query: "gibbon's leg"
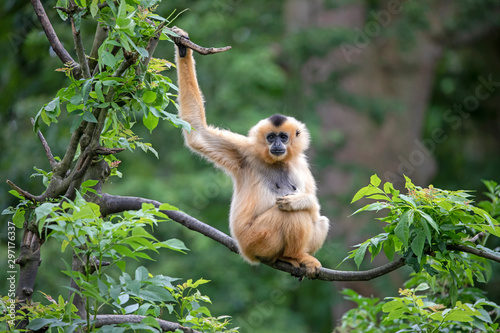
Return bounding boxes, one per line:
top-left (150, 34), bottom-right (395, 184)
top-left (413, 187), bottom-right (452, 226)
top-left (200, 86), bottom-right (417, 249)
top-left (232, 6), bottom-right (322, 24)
top-left (235, 206), bottom-right (286, 264)
top-left (307, 216), bottom-right (330, 255)
top-left (278, 214), bottom-right (322, 278)
top-left (276, 193), bottom-right (318, 212)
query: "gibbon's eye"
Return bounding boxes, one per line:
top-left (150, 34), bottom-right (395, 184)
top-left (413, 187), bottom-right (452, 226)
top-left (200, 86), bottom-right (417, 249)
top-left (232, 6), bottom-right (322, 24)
top-left (279, 133), bottom-right (289, 143)
top-left (266, 133), bottom-right (276, 143)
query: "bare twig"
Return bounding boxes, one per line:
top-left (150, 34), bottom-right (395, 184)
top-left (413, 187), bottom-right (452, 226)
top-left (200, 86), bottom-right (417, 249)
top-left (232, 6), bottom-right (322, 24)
top-left (113, 51), bottom-right (139, 77)
top-left (165, 27), bottom-right (232, 55)
top-left (57, 121), bottom-right (85, 178)
top-left (469, 232), bottom-right (486, 243)
top-left (30, 118), bottom-right (56, 168)
top-left (93, 315), bottom-right (200, 333)
top-left (69, 1), bottom-right (91, 79)
top-left (6, 180), bottom-right (39, 202)
top-left (30, 0), bottom-right (80, 76)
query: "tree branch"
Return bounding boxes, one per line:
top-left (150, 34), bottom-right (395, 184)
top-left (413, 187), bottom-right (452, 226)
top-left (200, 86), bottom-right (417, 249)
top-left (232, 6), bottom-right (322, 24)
top-left (96, 194), bottom-right (405, 281)
top-left (70, 7), bottom-right (91, 79)
top-left (93, 315), bottom-right (200, 333)
top-left (165, 27), bottom-right (232, 55)
top-left (88, 22), bottom-right (109, 75)
top-left (30, 0), bottom-right (81, 76)
top-left (6, 180), bottom-right (39, 202)
top-left (448, 244), bottom-right (500, 264)
top-left (30, 118), bottom-right (56, 168)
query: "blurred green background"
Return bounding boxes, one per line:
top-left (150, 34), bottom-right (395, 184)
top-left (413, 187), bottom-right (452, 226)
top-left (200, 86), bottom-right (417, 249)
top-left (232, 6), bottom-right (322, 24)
top-left (1, 0), bottom-right (500, 332)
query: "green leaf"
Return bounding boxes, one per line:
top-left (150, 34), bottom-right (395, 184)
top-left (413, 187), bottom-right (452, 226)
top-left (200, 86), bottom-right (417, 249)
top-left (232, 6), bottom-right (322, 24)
top-left (117, 0), bottom-right (126, 19)
top-left (443, 309), bottom-right (474, 322)
top-left (351, 185), bottom-right (370, 203)
top-left (95, 81), bottom-right (104, 102)
top-left (83, 111), bottom-right (98, 123)
top-left (354, 242), bottom-right (370, 268)
top-left (90, 0), bottom-right (99, 17)
top-left (27, 318), bottom-right (62, 330)
top-left (159, 239), bottom-right (189, 252)
top-left (351, 202), bottom-right (389, 215)
top-left (417, 210), bottom-right (440, 233)
top-left (410, 230), bottom-right (426, 263)
top-left (13, 208), bottom-right (25, 228)
top-left (143, 111), bottom-right (159, 133)
top-left (382, 299), bottom-right (404, 312)
top-left (370, 174), bottom-right (381, 187)
top-left (81, 79), bottom-right (92, 105)
top-left (143, 90), bottom-right (157, 104)
top-left (414, 282), bottom-right (429, 292)
top-left (351, 184), bottom-right (386, 203)
top-left (101, 51), bottom-right (117, 68)
top-left (45, 97), bottom-right (60, 112)
top-left (383, 237), bottom-right (395, 261)
top-left (159, 203), bottom-right (178, 211)
top-left (383, 181), bottom-right (400, 197)
top-left (395, 210), bottom-right (413, 248)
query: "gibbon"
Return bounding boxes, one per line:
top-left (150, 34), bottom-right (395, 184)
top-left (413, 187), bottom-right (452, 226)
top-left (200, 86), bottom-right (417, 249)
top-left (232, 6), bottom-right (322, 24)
top-left (172, 28), bottom-right (330, 278)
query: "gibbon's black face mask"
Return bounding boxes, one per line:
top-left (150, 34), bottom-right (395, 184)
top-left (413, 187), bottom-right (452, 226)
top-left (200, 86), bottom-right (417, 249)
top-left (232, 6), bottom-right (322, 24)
top-left (267, 132), bottom-right (289, 156)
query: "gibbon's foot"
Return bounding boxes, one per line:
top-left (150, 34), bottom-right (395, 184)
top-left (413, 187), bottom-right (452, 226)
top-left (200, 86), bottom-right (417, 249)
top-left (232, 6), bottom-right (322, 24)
top-left (171, 26), bottom-right (190, 57)
top-left (299, 255), bottom-right (322, 279)
top-left (277, 256), bottom-right (303, 278)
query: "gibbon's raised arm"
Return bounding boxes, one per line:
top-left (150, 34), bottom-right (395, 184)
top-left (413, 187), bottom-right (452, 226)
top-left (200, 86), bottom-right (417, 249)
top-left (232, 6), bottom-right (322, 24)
top-left (175, 30), bottom-right (248, 175)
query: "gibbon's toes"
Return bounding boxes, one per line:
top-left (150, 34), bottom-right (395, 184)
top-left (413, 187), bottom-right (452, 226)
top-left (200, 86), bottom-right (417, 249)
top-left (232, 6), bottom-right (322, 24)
top-left (300, 257), bottom-right (322, 279)
top-left (276, 196), bottom-right (293, 211)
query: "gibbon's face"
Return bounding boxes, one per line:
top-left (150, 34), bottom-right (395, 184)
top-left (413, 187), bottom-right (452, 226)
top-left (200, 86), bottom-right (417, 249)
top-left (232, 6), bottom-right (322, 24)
top-left (266, 131), bottom-right (289, 157)
top-left (249, 114), bottom-right (310, 165)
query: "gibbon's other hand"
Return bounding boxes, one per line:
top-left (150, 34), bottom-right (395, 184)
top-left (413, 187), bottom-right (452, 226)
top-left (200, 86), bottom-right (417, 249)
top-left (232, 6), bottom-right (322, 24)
top-left (171, 26), bottom-right (189, 57)
top-left (276, 195), bottom-right (294, 211)
top-left (276, 193), bottom-right (304, 211)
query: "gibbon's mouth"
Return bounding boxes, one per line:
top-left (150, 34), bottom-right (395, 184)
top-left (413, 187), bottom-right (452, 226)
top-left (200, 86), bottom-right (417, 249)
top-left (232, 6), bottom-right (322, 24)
top-left (270, 149), bottom-right (286, 156)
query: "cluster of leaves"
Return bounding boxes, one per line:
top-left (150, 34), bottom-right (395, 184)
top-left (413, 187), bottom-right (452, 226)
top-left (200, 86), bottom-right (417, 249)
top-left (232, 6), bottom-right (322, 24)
top-left (170, 279), bottom-right (238, 332)
top-left (335, 282), bottom-right (500, 333)
top-left (35, 0), bottom-right (190, 168)
top-left (1, 194), bottom-right (237, 332)
top-left (345, 175), bottom-right (500, 303)
top-left (335, 177), bottom-right (500, 332)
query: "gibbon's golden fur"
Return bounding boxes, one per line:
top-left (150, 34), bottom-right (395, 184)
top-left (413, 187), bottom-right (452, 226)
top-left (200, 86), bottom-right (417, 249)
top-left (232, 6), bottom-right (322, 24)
top-left (173, 28), bottom-right (330, 277)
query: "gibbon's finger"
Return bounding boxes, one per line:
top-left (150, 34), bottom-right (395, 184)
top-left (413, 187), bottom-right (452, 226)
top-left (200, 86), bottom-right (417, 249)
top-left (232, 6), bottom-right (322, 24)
top-left (170, 27), bottom-right (190, 58)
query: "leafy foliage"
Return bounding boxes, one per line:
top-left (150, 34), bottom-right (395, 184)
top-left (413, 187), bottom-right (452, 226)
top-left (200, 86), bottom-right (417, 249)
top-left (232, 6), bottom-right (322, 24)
top-left (2, 195), bottom-right (236, 332)
top-left (335, 178), bottom-right (500, 332)
top-left (346, 175), bottom-right (500, 302)
top-left (336, 279), bottom-right (500, 333)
